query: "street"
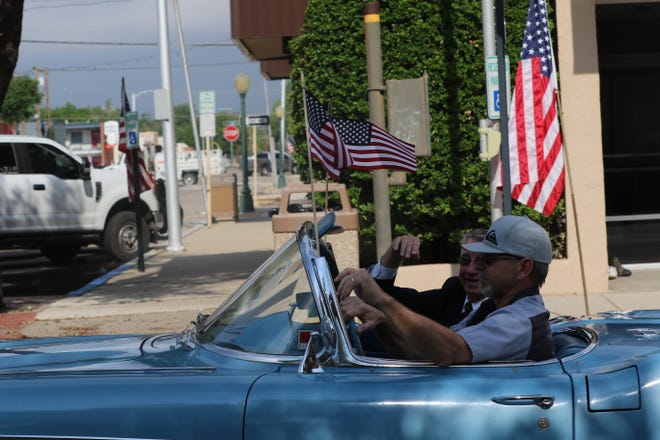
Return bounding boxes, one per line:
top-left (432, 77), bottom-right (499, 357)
top-left (0, 183), bottom-right (209, 310)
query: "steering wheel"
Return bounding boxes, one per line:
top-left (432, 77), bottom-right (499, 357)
top-left (346, 319), bottom-right (365, 356)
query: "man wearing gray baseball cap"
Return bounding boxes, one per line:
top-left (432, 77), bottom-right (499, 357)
top-left (455, 215), bottom-right (554, 363)
top-left (336, 215), bottom-right (554, 365)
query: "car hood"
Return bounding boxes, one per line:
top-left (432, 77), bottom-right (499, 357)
top-left (0, 334), bottom-right (161, 373)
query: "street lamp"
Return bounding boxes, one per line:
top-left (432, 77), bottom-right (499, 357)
top-left (131, 89), bottom-right (155, 113)
top-left (275, 105), bottom-right (286, 188)
top-left (234, 72), bottom-right (254, 212)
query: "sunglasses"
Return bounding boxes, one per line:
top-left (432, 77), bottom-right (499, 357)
top-left (457, 255), bottom-right (478, 266)
top-left (458, 254), bottom-right (523, 266)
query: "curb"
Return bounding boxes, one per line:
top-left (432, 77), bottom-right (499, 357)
top-left (67, 223), bottom-right (205, 297)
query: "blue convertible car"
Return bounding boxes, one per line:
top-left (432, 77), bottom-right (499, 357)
top-left (1, 213), bottom-right (659, 439)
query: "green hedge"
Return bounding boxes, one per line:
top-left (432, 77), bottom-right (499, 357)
top-left (289, 0), bottom-right (565, 266)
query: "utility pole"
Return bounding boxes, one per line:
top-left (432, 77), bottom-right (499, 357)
top-left (32, 67), bottom-right (41, 136)
top-left (363, 2), bottom-right (392, 258)
top-left (32, 67), bottom-right (51, 137)
top-left (495, 0), bottom-right (512, 215)
top-left (157, 0), bottom-right (184, 252)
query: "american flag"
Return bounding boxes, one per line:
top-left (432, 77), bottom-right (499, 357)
top-left (119, 78), bottom-right (155, 201)
top-left (334, 117), bottom-right (416, 173)
top-left (305, 92), bottom-right (416, 180)
top-left (507, 0), bottom-right (564, 216)
top-left (306, 92), bottom-right (352, 180)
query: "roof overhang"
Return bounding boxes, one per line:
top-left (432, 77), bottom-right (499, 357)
top-left (230, 0), bottom-right (307, 79)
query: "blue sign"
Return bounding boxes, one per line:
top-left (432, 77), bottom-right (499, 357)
top-left (485, 56), bottom-right (510, 119)
top-left (125, 111), bottom-right (139, 150)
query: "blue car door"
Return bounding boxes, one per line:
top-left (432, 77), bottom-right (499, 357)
top-left (245, 360), bottom-right (573, 439)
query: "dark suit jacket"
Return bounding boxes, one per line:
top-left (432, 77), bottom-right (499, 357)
top-left (375, 275), bottom-right (468, 328)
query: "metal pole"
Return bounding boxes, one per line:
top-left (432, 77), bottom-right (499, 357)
top-left (230, 140), bottom-right (234, 166)
top-left (363, 2), bottom-right (392, 258)
top-left (206, 135), bottom-right (212, 227)
top-left (33, 67), bottom-right (41, 137)
top-left (263, 78), bottom-right (278, 187)
top-left (252, 124), bottom-right (258, 205)
top-left (157, 0), bottom-right (184, 251)
top-left (482, 0), bottom-right (504, 221)
top-left (278, 79), bottom-right (287, 187)
top-left (495, 0), bottom-right (512, 215)
top-left (173, 0), bottom-right (209, 219)
top-left (132, 148), bottom-right (146, 272)
top-left (239, 91), bottom-right (254, 212)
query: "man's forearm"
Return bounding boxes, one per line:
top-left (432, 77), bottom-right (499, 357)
top-left (375, 295), bottom-right (472, 366)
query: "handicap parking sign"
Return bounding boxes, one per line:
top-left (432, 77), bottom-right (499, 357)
top-left (125, 111), bottom-right (139, 149)
top-left (486, 56), bottom-right (509, 119)
top-left (128, 131), bottom-right (138, 148)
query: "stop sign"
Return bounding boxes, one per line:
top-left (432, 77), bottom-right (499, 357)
top-left (223, 124), bottom-right (240, 142)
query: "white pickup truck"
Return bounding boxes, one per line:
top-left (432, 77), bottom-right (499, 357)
top-left (0, 135), bottom-right (164, 263)
top-left (154, 150), bottom-right (226, 185)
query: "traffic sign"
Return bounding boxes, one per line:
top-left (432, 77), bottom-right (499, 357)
top-left (199, 91), bottom-right (215, 115)
top-left (199, 91), bottom-right (216, 137)
top-left (246, 115), bottom-right (270, 126)
top-left (486, 56), bottom-right (510, 120)
top-left (223, 124), bottom-right (239, 142)
top-left (125, 111), bottom-right (139, 150)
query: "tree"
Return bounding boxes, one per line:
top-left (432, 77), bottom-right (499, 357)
top-left (50, 102), bottom-right (116, 122)
top-left (288, 0), bottom-right (564, 266)
top-left (0, 0), bottom-right (24, 108)
top-left (0, 75), bottom-right (41, 125)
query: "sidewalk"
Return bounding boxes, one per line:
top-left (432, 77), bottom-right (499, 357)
top-left (543, 264), bottom-right (660, 319)
top-left (5, 208), bottom-right (660, 339)
top-left (19, 209), bottom-right (277, 338)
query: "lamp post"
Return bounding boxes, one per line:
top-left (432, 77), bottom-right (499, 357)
top-left (275, 105), bottom-right (286, 188)
top-left (234, 73), bottom-right (254, 212)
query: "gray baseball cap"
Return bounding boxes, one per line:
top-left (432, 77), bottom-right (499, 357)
top-left (462, 215), bottom-right (553, 264)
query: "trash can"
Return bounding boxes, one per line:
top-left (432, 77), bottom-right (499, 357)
top-left (272, 183), bottom-right (359, 269)
top-left (210, 174), bottom-right (238, 221)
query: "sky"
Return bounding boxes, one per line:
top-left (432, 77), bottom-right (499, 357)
top-left (15, 0), bottom-right (284, 118)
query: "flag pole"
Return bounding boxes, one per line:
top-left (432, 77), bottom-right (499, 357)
top-left (131, 148), bottom-right (146, 272)
top-left (556, 99), bottom-right (589, 317)
top-left (300, 72), bottom-right (320, 252)
top-left (551, 51), bottom-right (590, 317)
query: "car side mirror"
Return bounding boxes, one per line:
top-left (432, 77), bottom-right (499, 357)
top-left (299, 332), bottom-right (326, 374)
top-left (81, 157), bottom-right (92, 180)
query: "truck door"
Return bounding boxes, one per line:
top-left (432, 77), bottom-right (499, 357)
top-left (16, 141), bottom-right (96, 230)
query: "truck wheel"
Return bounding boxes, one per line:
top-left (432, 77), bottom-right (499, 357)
top-left (104, 211), bottom-right (149, 262)
top-left (40, 244), bottom-right (81, 265)
top-left (260, 164), bottom-right (270, 176)
top-left (182, 172), bottom-right (197, 185)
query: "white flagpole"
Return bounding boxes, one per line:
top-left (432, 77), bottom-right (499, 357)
top-left (300, 72), bottom-right (320, 251)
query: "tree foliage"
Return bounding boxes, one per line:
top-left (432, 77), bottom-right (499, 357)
top-left (0, 75), bottom-right (41, 124)
top-left (288, 0), bottom-right (565, 266)
top-left (0, 0), bottom-right (24, 107)
top-left (50, 102), bottom-right (117, 122)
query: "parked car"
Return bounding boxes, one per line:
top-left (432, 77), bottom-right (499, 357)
top-left (247, 151), bottom-right (297, 176)
top-left (1, 212), bottom-right (660, 439)
top-left (0, 135), bottom-right (164, 263)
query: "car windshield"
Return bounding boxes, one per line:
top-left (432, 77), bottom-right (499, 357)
top-left (197, 238), bottom-right (322, 356)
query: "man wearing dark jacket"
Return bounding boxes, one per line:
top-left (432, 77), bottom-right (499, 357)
top-left (368, 229), bottom-right (487, 327)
